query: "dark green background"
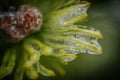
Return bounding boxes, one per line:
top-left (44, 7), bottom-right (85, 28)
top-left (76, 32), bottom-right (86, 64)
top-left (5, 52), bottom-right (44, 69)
top-left (1, 0), bottom-right (120, 80)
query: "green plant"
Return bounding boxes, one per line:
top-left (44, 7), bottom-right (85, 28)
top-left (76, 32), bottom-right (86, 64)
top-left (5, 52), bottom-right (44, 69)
top-left (0, 0), bottom-right (102, 80)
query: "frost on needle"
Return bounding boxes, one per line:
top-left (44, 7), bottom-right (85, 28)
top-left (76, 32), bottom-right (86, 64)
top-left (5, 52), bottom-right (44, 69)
top-left (0, 0), bottom-right (103, 80)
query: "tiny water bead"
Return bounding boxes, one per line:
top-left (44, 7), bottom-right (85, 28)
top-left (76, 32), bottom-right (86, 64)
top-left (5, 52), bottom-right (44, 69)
top-left (0, 1), bottom-right (103, 80)
top-left (0, 5), bottom-right (42, 43)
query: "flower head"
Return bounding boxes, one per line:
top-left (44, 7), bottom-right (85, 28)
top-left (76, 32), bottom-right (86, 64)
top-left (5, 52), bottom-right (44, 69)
top-left (0, 5), bottom-right (42, 43)
top-left (0, 0), bottom-right (103, 80)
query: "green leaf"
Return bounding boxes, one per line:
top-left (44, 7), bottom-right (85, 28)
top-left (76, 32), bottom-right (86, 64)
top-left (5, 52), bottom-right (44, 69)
top-left (26, 66), bottom-right (39, 79)
top-left (0, 48), bottom-right (16, 79)
top-left (23, 38), bottom-right (53, 68)
top-left (14, 64), bottom-right (25, 80)
top-left (36, 63), bottom-right (56, 76)
top-left (45, 2), bottom-right (90, 27)
top-left (55, 53), bottom-right (77, 62)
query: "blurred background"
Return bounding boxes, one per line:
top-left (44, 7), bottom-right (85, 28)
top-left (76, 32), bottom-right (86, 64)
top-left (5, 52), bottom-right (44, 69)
top-left (1, 0), bottom-right (120, 80)
top-left (41, 0), bottom-right (120, 80)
